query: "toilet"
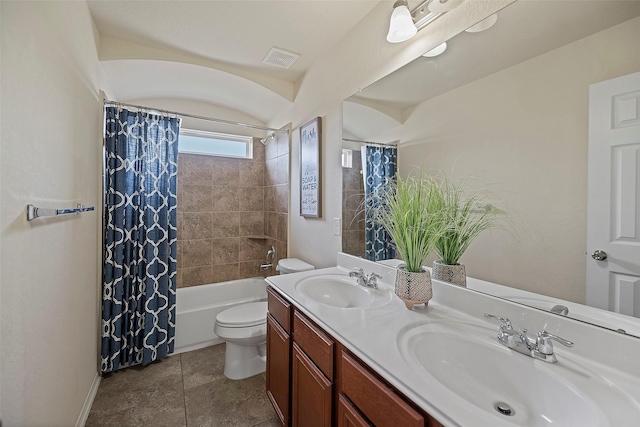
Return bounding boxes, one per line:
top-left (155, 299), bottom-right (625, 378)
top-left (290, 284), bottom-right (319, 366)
top-left (214, 258), bottom-right (314, 380)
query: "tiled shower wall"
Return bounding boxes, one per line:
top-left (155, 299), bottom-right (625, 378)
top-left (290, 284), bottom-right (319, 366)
top-left (176, 138), bottom-right (289, 288)
top-left (342, 151), bottom-right (365, 258)
top-left (264, 132), bottom-right (289, 275)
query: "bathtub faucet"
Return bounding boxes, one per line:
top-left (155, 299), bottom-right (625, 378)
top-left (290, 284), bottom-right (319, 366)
top-left (260, 263), bottom-right (273, 271)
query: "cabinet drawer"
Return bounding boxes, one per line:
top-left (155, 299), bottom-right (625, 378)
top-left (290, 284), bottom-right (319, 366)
top-left (340, 351), bottom-right (424, 427)
top-left (268, 286), bottom-right (292, 333)
top-left (293, 311), bottom-right (334, 378)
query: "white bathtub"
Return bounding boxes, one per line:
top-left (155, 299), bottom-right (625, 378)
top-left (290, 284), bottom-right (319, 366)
top-left (174, 277), bottom-right (267, 354)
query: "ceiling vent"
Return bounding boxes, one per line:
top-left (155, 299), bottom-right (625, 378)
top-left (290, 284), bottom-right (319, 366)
top-left (262, 47), bottom-right (300, 69)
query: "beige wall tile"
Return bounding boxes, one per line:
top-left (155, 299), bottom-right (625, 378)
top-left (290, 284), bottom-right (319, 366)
top-left (182, 213), bottom-right (213, 240)
top-left (181, 185), bottom-right (213, 212)
top-left (212, 238), bottom-right (240, 265)
top-left (263, 186), bottom-right (275, 213)
top-left (177, 241), bottom-right (183, 269)
top-left (182, 239), bottom-right (213, 268)
top-left (276, 133), bottom-right (289, 157)
top-left (252, 139), bottom-right (265, 163)
top-left (265, 137), bottom-right (278, 161)
top-left (180, 154), bottom-right (212, 186)
top-left (211, 212), bottom-right (239, 238)
top-left (264, 159), bottom-right (277, 187)
top-left (239, 238), bottom-right (267, 261)
top-left (239, 261), bottom-right (267, 279)
top-left (275, 185), bottom-right (288, 214)
top-left (212, 186), bottom-right (239, 212)
top-left (239, 212), bottom-right (264, 236)
top-left (276, 154), bottom-right (288, 185)
top-left (276, 214), bottom-right (288, 243)
top-left (211, 263), bottom-right (239, 283)
top-left (211, 157), bottom-right (240, 186)
top-left (182, 266), bottom-right (213, 287)
top-left (239, 161), bottom-right (264, 187)
top-left (266, 212), bottom-right (277, 240)
top-left (239, 187), bottom-right (264, 212)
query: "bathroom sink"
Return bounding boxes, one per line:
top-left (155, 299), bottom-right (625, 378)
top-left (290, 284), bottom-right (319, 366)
top-left (294, 274), bottom-right (392, 309)
top-left (398, 321), bottom-right (640, 426)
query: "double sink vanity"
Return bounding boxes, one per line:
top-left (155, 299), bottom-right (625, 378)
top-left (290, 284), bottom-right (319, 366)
top-left (265, 253), bottom-right (640, 426)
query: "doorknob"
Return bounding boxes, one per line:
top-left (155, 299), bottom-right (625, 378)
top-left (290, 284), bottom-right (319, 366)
top-left (591, 250), bottom-right (608, 261)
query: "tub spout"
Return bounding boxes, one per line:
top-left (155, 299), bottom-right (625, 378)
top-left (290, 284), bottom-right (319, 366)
top-left (260, 263), bottom-right (273, 271)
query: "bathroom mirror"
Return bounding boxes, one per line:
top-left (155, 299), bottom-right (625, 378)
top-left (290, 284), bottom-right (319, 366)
top-left (342, 0), bottom-right (640, 336)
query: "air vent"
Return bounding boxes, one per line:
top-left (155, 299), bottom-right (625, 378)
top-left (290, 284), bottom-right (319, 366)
top-left (262, 47), bottom-right (300, 69)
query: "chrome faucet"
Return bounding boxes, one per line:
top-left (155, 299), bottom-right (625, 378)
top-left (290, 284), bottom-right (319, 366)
top-left (484, 313), bottom-right (573, 363)
top-left (348, 268), bottom-right (382, 289)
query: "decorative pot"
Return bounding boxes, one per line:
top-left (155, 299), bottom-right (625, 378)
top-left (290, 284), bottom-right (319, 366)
top-left (432, 261), bottom-right (467, 287)
top-left (395, 265), bottom-right (432, 310)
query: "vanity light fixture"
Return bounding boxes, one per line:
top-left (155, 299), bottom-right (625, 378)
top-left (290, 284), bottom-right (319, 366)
top-left (465, 13), bottom-right (498, 33)
top-left (423, 42), bottom-right (447, 57)
top-left (386, 1), bottom-right (452, 44)
top-left (387, 0), bottom-right (417, 43)
top-left (428, 0), bottom-right (465, 13)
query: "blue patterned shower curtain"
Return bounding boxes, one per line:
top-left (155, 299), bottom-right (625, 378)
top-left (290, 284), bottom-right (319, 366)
top-left (363, 145), bottom-right (397, 261)
top-left (102, 106), bottom-right (179, 373)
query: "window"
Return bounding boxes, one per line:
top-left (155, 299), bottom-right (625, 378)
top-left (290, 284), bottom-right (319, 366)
top-left (179, 129), bottom-right (253, 159)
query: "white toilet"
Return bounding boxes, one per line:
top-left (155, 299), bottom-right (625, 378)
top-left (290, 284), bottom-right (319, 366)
top-left (214, 258), bottom-right (314, 380)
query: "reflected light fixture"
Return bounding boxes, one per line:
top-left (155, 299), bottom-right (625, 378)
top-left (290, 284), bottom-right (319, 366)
top-left (386, 0), bottom-right (417, 43)
top-left (422, 42), bottom-right (447, 57)
top-left (465, 13), bottom-right (498, 33)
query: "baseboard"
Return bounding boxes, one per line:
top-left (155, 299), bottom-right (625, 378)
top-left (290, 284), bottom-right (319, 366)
top-left (75, 371), bottom-right (101, 427)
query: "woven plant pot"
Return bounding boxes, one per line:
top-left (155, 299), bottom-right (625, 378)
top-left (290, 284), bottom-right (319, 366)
top-left (395, 266), bottom-right (432, 310)
top-left (432, 261), bottom-right (467, 288)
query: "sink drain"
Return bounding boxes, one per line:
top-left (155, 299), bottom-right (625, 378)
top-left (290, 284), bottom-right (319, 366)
top-left (494, 402), bottom-right (514, 416)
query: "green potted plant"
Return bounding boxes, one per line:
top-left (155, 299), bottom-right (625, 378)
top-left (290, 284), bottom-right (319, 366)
top-left (432, 178), bottom-right (501, 287)
top-left (366, 173), bottom-right (445, 310)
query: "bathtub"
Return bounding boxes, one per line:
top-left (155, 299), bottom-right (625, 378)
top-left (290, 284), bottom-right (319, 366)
top-left (174, 277), bottom-right (267, 354)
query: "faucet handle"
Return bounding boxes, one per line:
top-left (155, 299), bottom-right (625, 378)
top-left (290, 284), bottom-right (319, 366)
top-left (484, 313), bottom-right (513, 331)
top-left (349, 267), bottom-right (364, 277)
top-left (535, 330), bottom-right (574, 355)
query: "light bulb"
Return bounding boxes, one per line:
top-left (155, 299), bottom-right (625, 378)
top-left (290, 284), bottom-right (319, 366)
top-left (386, 1), bottom-right (417, 43)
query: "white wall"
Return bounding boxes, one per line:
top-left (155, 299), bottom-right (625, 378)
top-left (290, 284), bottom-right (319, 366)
top-left (397, 17), bottom-right (640, 303)
top-left (0, 2), bottom-right (103, 425)
top-left (274, 0), bottom-right (513, 269)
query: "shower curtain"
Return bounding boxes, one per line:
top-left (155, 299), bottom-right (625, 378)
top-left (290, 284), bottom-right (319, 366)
top-left (101, 106), bottom-right (180, 373)
top-left (362, 145), bottom-right (397, 261)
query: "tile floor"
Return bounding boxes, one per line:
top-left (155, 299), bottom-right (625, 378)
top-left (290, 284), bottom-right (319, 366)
top-left (86, 344), bottom-right (279, 427)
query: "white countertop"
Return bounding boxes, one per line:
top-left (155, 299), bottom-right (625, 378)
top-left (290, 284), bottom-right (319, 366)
top-left (265, 253), bottom-right (640, 427)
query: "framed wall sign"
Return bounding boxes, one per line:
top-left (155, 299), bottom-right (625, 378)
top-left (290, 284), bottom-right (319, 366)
top-left (299, 117), bottom-right (322, 218)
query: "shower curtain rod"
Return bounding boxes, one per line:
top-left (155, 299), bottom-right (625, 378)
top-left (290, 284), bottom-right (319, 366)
top-left (343, 138), bottom-right (397, 148)
top-left (104, 101), bottom-right (289, 134)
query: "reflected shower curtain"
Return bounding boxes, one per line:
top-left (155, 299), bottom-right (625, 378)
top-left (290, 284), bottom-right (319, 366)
top-left (101, 106), bottom-right (180, 373)
top-left (363, 145), bottom-right (397, 261)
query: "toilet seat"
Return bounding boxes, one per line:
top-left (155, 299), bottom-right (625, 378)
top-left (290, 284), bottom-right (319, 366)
top-left (216, 302), bottom-right (267, 328)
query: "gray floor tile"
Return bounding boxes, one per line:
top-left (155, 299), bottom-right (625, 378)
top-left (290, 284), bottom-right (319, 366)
top-left (87, 344), bottom-right (276, 427)
top-left (184, 374), bottom-right (273, 427)
top-left (180, 343), bottom-right (226, 390)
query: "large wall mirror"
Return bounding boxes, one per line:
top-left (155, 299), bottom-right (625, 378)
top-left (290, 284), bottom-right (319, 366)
top-left (342, 0), bottom-right (640, 336)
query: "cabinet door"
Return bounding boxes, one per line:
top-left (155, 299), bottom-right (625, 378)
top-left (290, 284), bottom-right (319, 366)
top-left (291, 343), bottom-right (332, 427)
top-left (338, 394), bottom-right (371, 427)
top-left (266, 314), bottom-right (291, 426)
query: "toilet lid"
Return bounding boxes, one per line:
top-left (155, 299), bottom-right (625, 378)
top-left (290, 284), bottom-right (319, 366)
top-left (216, 302), bottom-right (267, 328)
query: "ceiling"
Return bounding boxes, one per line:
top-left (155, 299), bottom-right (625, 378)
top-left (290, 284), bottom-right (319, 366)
top-left (350, 0), bottom-right (640, 114)
top-left (88, 0), bottom-right (383, 123)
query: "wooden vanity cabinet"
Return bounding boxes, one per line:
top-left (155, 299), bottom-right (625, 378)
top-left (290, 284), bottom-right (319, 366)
top-left (266, 286), bottom-right (443, 427)
top-left (266, 287), bottom-right (292, 426)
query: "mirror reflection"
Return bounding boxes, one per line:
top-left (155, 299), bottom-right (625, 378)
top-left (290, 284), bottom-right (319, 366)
top-left (342, 0), bottom-right (640, 335)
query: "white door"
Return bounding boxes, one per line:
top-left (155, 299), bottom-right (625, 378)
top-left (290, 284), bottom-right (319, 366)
top-left (587, 71), bottom-right (640, 317)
